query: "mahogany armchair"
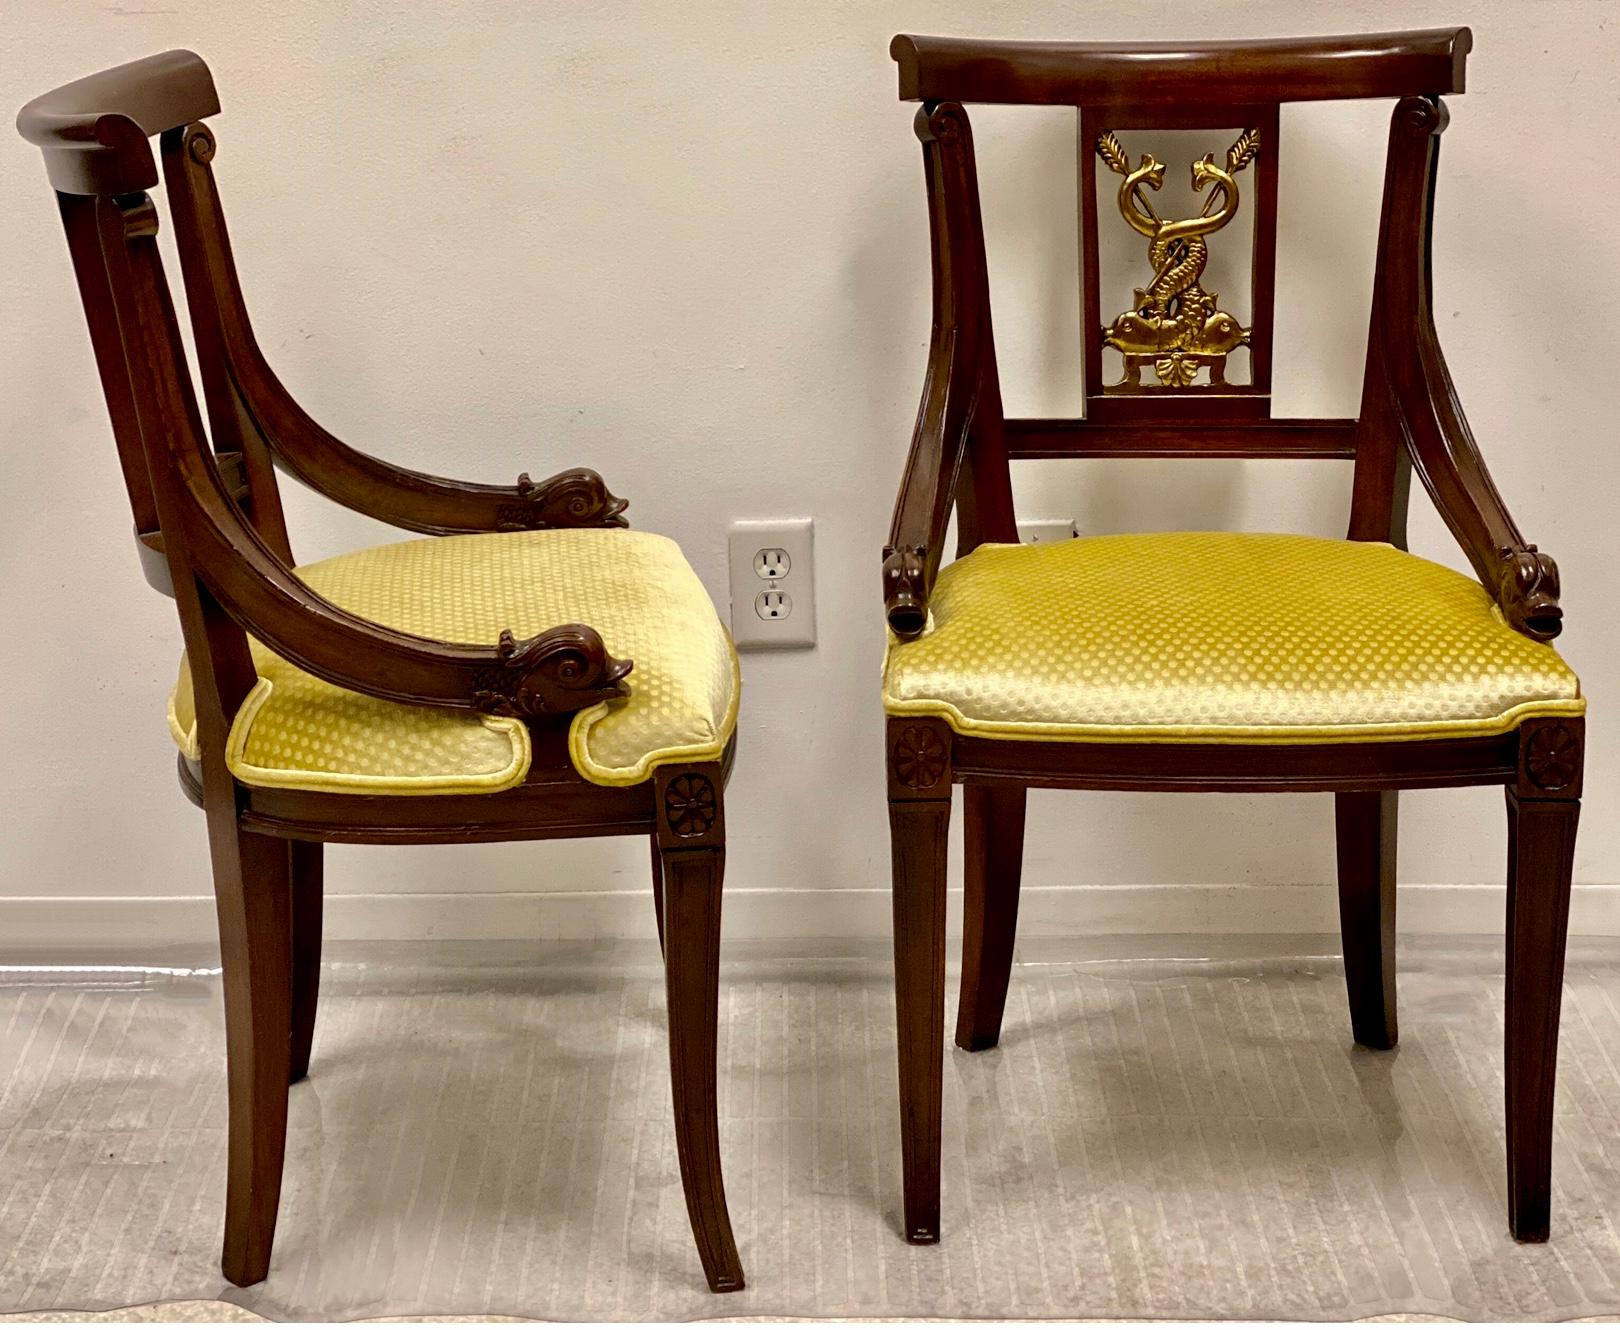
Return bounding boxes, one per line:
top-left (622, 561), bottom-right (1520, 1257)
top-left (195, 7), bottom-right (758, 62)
top-left (18, 51), bottom-right (744, 1292)
top-left (881, 30), bottom-right (1584, 1248)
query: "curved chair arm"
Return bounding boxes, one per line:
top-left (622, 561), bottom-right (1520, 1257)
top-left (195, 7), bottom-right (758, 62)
top-left (179, 442), bottom-right (633, 719)
top-left (884, 102), bottom-right (995, 640)
top-left (1377, 98), bottom-right (1562, 642)
top-left (1408, 315), bottom-right (1563, 642)
top-left (91, 187), bottom-right (635, 721)
top-left (885, 328), bottom-right (967, 638)
top-left (163, 122), bottom-right (628, 537)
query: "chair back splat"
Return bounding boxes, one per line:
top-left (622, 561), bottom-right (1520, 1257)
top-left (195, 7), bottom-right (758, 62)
top-left (880, 29), bottom-right (1585, 1259)
top-left (19, 53), bottom-right (239, 590)
top-left (879, 28), bottom-right (1568, 642)
top-left (20, 52), bottom-right (264, 754)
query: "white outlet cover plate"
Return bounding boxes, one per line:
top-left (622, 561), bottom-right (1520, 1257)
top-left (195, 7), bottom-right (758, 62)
top-left (728, 518), bottom-right (815, 650)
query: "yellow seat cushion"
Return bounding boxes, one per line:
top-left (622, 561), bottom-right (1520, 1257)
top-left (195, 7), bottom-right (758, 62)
top-left (170, 527), bottom-right (739, 792)
top-left (882, 532), bottom-right (1582, 744)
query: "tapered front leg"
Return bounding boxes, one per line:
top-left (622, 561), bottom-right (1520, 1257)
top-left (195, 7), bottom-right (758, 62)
top-left (288, 840), bottom-right (323, 1084)
top-left (956, 784), bottom-right (1026, 1052)
top-left (887, 718), bottom-right (952, 1243)
top-left (1335, 790), bottom-right (1399, 1049)
top-left (654, 764), bottom-right (744, 1292)
top-left (207, 813), bottom-right (294, 1287)
top-left (1504, 717), bottom-right (1582, 1242)
top-left (649, 832), bottom-right (666, 957)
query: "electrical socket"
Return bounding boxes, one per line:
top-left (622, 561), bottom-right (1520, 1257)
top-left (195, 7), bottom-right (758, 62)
top-left (1017, 517), bottom-right (1079, 544)
top-left (754, 548), bottom-right (791, 580)
top-left (756, 589), bottom-right (791, 620)
top-left (729, 519), bottom-right (815, 650)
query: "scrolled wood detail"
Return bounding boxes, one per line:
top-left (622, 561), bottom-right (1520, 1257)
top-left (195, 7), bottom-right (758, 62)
top-left (1395, 93), bottom-right (1448, 136)
top-left (663, 773), bottom-right (719, 839)
top-left (1497, 547), bottom-right (1562, 642)
top-left (495, 467), bottom-right (629, 531)
top-left (1370, 94), bottom-right (1571, 641)
top-left (186, 121), bottom-right (218, 164)
top-left (470, 624), bottom-right (632, 718)
top-left (923, 100), bottom-right (967, 144)
top-left (883, 544), bottom-right (928, 638)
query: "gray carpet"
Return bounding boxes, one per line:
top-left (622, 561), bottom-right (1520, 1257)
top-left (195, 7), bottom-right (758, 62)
top-left (3, 938), bottom-right (1620, 1322)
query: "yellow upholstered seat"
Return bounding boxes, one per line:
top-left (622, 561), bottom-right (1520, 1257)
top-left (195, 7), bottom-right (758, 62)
top-left (170, 527), bottom-right (739, 792)
top-left (882, 532), bottom-right (1582, 744)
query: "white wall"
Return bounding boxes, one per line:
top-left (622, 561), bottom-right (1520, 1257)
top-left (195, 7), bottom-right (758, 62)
top-left (2, 0), bottom-right (1615, 951)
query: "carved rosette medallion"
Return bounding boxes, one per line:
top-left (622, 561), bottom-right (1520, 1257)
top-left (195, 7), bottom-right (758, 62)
top-left (1095, 127), bottom-right (1259, 390)
top-left (892, 725), bottom-right (948, 791)
top-left (664, 773), bottom-right (719, 838)
top-left (1525, 724), bottom-right (1579, 792)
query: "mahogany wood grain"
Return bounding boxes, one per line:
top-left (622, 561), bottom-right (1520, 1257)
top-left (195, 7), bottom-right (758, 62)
top-left (658, 844), bottom-right (742, 1289)
top-left (1335, 790), bottom-right (1399, 1050)
top-left (54, 192), bottom-right (164, 545)
top-left (1077, 104), bottom-right (1103, 405)
top-left (21, 52), bottom-right (743, 1294)
top-left (1004, 417), bottom-right (1358, 459)
top-left (287, 840), bottom-right (322, 1084)
top-left (891, 30), bottom-right (1471, 108)
top-left (887, 717), bottom-right (952, 1243)
top-left (955, 785), bottom-right (1026, 1052)
top-left (16, 48), bottom-right (217, 193)
top-left (209, 817), bottom-right (292, 1287)
top-left (650, 833), bottom-right (666, 957)
top-left (1248, 103), bottom-right (1282, 396)
top-left (883, 35), bottom-right (1559, 644)
top-left (882, 27), bottom-right (1582, 1254)
top-left (889, 797), bottom-right (949, 1243)
top-left (953, 731), bottom-right (1519, 792)
top-left (1504, 789), bottom-right (1579, 1241)
top-left (655, 762), bottom-right (744, 1292)
top-left (1367, 97), bottom-right (1561, 639)
top-left (1504, 715), bottom-right (1583, 1241)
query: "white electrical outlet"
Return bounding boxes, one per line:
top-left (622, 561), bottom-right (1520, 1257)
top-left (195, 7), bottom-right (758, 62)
top-left (1017, 517), bottom-right (1079, 544)
top-left (756, 589), bottom-right (791, 619)
top-left (728, 519), bottom-right (815, 650)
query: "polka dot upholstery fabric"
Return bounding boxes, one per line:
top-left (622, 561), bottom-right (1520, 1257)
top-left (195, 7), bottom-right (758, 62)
top-left (169, 527), bottom-right (739, 792)
top-left (883, 532), bottom-right (1582, 744)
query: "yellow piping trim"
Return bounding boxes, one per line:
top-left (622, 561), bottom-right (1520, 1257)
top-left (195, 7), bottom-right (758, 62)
top-left (173, 642), bottom-right (739, 794)
top-left (570, 637), bottom-right (742, 786)
top-left (176, 678), bottom-right (532, 796)
top-left (882, 693), bottom-right (1585, 745)
top-left (167, 684), bottom-right (201, 762)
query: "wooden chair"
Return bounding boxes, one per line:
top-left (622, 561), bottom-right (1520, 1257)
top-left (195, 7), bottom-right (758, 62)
top-left (881, 29), bottom-right (1585, 1247)
top-left (17, 51), bottom-right (744, 1293)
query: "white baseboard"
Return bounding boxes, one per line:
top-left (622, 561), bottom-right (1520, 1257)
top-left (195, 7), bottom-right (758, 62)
top-left (3, 882), bottom-right (1618, 955)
